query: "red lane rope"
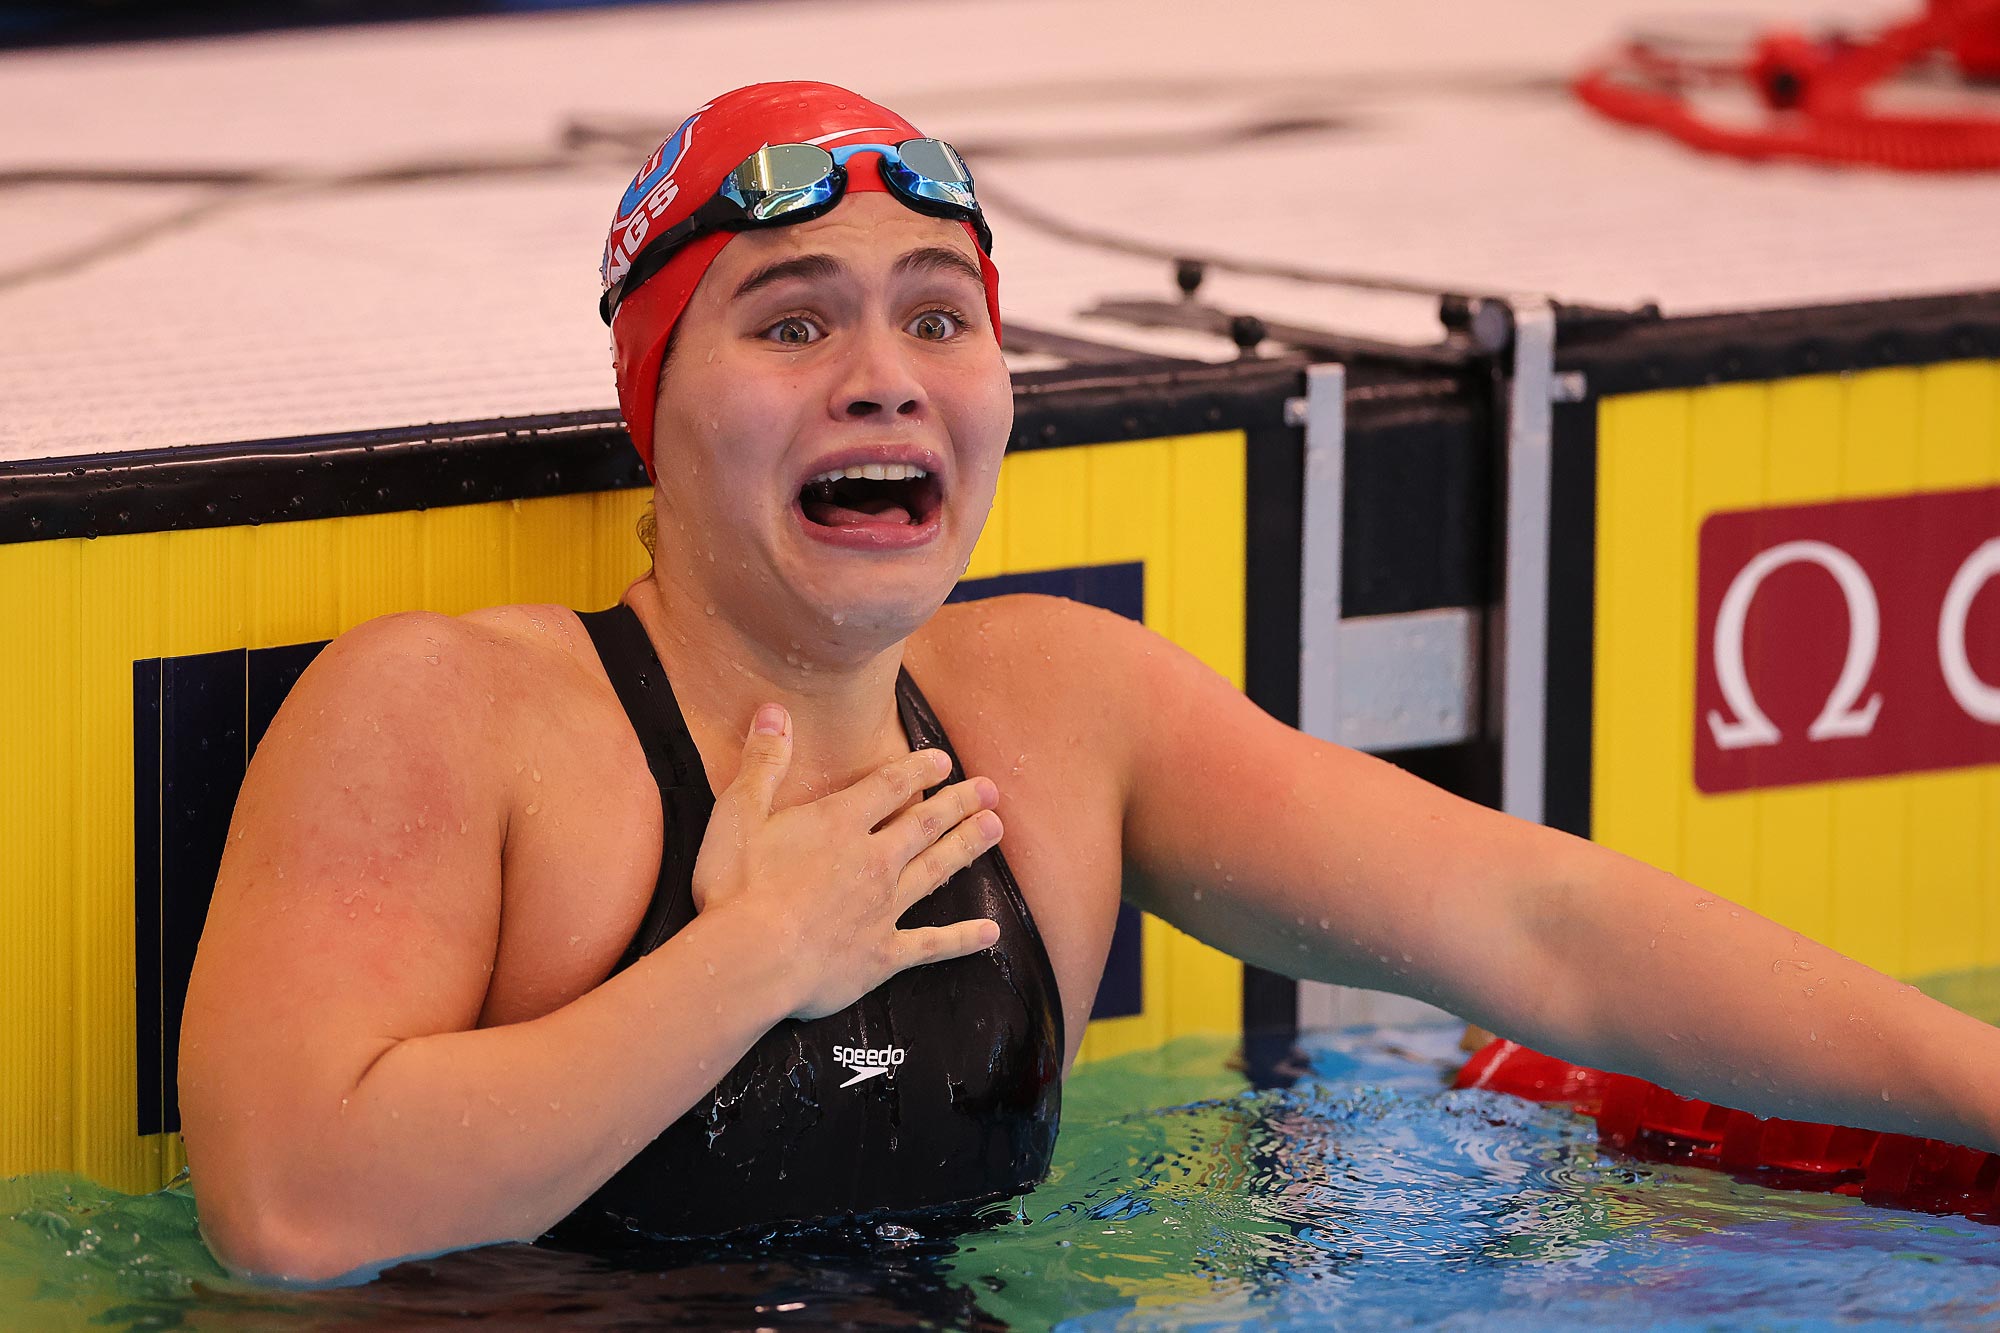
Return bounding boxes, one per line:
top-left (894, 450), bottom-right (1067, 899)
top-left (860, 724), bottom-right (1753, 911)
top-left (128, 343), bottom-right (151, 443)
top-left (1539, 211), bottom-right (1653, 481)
top-left (1455, 1040), bottom-right (2000, 1223)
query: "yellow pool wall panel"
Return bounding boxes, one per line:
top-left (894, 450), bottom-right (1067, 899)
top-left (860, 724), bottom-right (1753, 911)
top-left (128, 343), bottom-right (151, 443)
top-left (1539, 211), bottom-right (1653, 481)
top-left (0, 430), bottom-right (1245, 1189)
top-left (1590, 360), bottom-right (2000, 986)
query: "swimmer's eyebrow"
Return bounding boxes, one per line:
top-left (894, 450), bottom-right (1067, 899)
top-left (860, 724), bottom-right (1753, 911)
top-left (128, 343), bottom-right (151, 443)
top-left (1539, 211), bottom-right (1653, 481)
top-left (892, 246), bottom-right (984, 290)
top-left (732, 253), bottom-right (846, 302)
top-left (730, 247), bottom-right (982, 303)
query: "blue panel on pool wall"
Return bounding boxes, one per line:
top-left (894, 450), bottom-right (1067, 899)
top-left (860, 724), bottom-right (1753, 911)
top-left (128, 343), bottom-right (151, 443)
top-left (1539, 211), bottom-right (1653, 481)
top-left (133, 639), bottom-right (328, 1137)
top-left (950, 561), bottom-right (1145, 1022)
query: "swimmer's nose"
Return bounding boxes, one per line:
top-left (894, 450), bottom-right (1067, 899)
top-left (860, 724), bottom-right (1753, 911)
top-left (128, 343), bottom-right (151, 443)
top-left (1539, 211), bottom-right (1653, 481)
top-left (833, 323), bottom-right (924, 422)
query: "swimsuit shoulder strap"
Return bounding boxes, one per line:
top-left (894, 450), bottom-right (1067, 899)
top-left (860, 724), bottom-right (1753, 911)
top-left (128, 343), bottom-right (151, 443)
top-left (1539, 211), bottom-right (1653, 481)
top-left (894, 665), bottom-right (960, 774)
top-left (575, 603), bottom-right (708, 793)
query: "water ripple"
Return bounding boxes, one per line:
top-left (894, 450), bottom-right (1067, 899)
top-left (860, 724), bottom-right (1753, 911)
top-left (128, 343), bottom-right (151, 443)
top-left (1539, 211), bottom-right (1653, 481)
top-left (7, 1026), bottom-right (2000, 1330)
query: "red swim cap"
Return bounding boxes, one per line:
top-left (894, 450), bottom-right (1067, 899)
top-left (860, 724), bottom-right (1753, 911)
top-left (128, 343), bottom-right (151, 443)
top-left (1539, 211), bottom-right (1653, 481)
top-left (602, 82), bottom-right (1003, 482)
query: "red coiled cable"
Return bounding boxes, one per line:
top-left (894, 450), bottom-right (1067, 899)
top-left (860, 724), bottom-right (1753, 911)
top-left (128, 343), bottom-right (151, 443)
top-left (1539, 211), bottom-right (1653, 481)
top-left (1575, 0), bottom-right (2000, 171)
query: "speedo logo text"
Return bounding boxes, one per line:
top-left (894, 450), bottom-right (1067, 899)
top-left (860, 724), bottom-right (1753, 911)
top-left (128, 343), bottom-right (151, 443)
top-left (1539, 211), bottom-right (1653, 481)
top-left (834, 1043), bottom-right (907, 1088)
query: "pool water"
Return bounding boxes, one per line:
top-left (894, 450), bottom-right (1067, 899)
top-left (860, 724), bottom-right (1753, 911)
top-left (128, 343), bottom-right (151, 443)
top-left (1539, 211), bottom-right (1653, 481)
top-left (7, 1024), bottom-right (2000, 1330)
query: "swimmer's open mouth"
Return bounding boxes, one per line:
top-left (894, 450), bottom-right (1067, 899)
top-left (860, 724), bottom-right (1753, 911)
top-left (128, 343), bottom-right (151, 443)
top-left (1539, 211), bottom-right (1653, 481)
top-left (797, 464), bottom-right (944, 528)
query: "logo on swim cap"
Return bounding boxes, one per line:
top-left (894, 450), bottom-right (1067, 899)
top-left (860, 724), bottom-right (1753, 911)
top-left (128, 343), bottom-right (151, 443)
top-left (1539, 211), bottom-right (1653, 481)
top-left (600, 109), bottom-right (705, 292)
top-left (834, 1043), bottom-right (907, 1088)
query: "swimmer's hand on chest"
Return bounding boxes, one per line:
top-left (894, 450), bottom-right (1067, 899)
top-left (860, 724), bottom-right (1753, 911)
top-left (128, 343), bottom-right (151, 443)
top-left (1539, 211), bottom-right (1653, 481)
top-left (693, 704), bottom-right (1004, 1022)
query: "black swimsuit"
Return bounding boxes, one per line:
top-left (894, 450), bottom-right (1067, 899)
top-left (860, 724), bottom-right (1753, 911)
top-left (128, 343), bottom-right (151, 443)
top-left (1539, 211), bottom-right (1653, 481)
top-left (552, 604), bottom-right (1065, 1242)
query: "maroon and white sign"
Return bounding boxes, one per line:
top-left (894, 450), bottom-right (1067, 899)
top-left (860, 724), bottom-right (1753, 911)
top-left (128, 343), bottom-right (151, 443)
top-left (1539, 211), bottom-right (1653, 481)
top-left (1693, 485), bottom-right (2000, 794)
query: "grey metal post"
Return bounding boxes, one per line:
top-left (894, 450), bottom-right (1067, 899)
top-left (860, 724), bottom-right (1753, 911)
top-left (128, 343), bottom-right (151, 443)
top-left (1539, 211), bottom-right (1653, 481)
top-left (1296, 361), bottom-right (1346, 744)
top-left (1501, 296), bottom-right (1557, 825)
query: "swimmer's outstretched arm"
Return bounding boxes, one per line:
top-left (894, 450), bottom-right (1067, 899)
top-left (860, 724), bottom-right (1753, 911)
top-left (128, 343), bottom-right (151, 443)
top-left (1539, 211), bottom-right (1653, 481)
top-left (1050, 600), bottom-right (2000, 1153)
top-left (178, 613), bottom-right (1002, 1285)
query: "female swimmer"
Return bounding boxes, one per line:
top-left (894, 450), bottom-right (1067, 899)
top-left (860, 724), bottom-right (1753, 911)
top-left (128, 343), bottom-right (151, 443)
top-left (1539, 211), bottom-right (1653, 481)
top-left (178, 82), bottom-right (2000, 1282)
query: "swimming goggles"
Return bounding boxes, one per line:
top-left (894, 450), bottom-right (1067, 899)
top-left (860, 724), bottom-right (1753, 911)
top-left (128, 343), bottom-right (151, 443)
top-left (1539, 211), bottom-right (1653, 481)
top-left (599, 138), bottom-right (992, 325)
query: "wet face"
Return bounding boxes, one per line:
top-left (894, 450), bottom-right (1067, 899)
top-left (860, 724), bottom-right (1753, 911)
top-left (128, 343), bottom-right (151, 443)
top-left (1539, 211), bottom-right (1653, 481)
top-left (649, 192), bottom-right (1011, 649)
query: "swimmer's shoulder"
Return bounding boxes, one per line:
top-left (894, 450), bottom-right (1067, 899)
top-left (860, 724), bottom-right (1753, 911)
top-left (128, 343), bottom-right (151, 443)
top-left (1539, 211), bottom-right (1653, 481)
top-left (273, 603), bottom-right (626, 777)
top-left (913, 592), bottom-right (1157, 753)
top-left (920, 592), bottom-right (1159, 684)
top-left (301, 602), bottom-right (600, 704)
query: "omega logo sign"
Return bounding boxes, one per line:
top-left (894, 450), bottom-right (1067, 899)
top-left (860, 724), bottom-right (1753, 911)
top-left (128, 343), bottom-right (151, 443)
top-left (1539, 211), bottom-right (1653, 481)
top-left (1693, 486), bottom-right (2000, 794)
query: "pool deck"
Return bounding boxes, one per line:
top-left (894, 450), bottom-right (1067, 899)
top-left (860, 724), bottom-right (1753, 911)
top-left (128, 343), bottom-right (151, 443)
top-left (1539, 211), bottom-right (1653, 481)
top-left (3, 0), bottom-right (1999, 460)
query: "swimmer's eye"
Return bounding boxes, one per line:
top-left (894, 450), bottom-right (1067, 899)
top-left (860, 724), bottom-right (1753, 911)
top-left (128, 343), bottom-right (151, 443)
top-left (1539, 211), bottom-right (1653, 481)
top-left (907, 308), bottom-right (966, 342)
top-left (763, 315), bottom-right (823, 347)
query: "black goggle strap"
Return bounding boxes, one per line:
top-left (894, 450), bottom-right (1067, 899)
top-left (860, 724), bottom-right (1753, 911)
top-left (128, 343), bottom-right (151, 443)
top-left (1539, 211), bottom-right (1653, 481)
top-left (601, 196), bottom-right (730, 325)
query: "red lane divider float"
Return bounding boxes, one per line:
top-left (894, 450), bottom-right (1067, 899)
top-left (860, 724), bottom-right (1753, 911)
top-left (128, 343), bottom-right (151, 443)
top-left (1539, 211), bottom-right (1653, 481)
top-left (1454, 1039), bottom-right (2000, 1224)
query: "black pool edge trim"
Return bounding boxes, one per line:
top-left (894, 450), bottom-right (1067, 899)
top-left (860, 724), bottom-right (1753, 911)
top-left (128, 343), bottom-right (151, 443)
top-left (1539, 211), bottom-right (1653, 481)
top-left (1559, 288), bottom-right (2000, 395)
top-left (0, 357), bottom-right (1310, 546)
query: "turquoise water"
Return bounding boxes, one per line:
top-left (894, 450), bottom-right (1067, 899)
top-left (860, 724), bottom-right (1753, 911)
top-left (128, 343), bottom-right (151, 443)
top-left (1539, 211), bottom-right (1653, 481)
top-left (7, 1024), bottom-right (2000, 1330)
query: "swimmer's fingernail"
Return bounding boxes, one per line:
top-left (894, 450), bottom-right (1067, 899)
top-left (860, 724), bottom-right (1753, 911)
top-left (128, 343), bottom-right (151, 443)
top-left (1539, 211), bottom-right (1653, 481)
top-left (752, 704), bottom-right (787, 737)
top-left (978, 919), bottom-right (1001, 948)
top-left (973, 777), bottom-right (998, 806)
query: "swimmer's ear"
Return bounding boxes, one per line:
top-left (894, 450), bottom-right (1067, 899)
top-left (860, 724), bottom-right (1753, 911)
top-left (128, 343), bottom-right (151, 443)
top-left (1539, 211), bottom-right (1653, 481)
top-left (729, 704), bottom-right (793, 816)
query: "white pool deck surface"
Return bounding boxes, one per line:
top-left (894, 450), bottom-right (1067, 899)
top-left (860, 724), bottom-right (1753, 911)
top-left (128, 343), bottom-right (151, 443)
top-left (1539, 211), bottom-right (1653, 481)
top-left (2, 0), bottom-right (1999, 460)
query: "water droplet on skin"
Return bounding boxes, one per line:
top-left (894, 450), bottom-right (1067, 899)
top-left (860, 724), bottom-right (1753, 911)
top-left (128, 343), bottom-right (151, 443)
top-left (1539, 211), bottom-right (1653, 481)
top-left (417, 813), bottom-right (426, 828)
top-left (699, 1059), bottom-right (709, 1071)
top-left (705, 603), bottom-right (717, 616)
top-left (705, 961), bottom-right (717, 976)
top-left (459, 821), bottom-right (468, 834)
top-left (549, 1101), bottom-right (561, 1111)
top-left (1191, 889), bottom-right (1203, 901)
top-left (460, 1108), bottom-right (471, 1127)
top-left (526, 803), bottom-right (540, 815)
top-left (831, 612), bottom-right (845, 625)
top-left (532, 768), bottom-right (542, 783)
top-left (1881, 1089), bottom-right (1892, 1102)
top-left (423, 655), bottom-right (439, 665)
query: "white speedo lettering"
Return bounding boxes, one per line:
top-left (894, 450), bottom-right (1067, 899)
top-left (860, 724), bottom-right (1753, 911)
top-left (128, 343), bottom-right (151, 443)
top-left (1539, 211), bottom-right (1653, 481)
top-left (835, 1043), bottom-right (907, 1088)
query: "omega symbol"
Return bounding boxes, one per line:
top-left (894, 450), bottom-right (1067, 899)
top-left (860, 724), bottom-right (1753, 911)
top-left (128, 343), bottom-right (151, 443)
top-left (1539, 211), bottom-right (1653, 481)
top-left (1706, 537), bottom-right (2000, 750)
